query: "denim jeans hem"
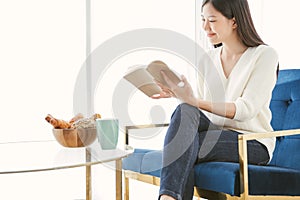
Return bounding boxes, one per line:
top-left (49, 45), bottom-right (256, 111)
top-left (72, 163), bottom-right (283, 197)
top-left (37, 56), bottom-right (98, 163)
top-left (159, 189), bottom-right (182, 200)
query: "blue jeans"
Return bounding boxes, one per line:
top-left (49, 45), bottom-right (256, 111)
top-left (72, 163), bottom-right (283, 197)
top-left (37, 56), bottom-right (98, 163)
top-left (159, 103), bottom-right (269, 200)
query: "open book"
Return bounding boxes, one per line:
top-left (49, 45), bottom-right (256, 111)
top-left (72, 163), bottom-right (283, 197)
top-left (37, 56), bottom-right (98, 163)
top-left (123, 60), bottom-right (182, 97)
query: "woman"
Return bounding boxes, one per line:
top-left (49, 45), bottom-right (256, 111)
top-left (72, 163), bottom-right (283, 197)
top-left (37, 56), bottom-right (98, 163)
top-left (154, 0), bottom-right (279, 199)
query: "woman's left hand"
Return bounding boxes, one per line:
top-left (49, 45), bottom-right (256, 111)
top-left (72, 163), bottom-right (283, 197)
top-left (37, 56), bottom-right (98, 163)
top-left (160, 71), bottom-right (199, 107)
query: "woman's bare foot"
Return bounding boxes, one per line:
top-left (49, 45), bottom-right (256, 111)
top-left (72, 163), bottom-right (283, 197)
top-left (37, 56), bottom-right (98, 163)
top-left (160, 194), bottom-right (176, 200)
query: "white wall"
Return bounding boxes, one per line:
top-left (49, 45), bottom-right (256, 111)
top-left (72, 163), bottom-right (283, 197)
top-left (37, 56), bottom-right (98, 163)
top-left (0, 0), bottom-right (86, 142)
top-left (244, 0), bottom-right (300, 69)
top-left (261, 0), bottom-right (300, 68)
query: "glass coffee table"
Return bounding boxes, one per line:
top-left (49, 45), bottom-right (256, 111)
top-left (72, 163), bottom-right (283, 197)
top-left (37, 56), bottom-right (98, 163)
top-left (0, 140), bottom-right (133, 200)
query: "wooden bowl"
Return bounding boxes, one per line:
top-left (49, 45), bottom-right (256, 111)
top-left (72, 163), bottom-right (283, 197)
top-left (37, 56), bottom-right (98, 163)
top-left (52, 128), bottom-right (97, 148)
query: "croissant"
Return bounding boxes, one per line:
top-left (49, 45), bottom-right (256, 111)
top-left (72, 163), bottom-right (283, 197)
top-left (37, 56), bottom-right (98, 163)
top-left (45, 114), bottom-right (72, 129)
top-left (69, 113), bottom-right (84, 124)
top-left (91, 113), bottom-right (101, 120)
top-left (71, 113), bottom-right (102, 129)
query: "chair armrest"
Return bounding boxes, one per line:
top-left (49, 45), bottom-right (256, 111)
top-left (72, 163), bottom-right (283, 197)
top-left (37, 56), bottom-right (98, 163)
top-left (239, 128), bottom-right (300, 141)
top-left (238, 128), bottom-right (300, 199)
top-left (124, 123), bottom-right (169, 145)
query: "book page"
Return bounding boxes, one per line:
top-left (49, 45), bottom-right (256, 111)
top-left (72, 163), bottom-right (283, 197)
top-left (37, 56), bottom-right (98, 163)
top-left (146, 60), bottom-right (181, 87)
top-left (123, 66), bottom-right (162, 97)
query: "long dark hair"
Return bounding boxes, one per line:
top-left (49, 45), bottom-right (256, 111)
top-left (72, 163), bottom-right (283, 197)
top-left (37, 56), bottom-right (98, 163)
top-left (202, 0), bottom-right (265, 47)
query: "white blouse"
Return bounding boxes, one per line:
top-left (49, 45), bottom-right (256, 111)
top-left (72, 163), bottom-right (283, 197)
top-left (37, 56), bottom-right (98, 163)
top-left (197, 45), bottom-right (279, 159)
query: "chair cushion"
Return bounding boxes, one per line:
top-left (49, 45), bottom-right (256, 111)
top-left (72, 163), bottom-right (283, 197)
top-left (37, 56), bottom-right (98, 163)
top-left (123, 149), bottom-right (162, 177)
top-left (194, 162), bottom-right (300, 196)
top-left (194, 162), bottom-right (239, 195)
top-left (123, 149), bottom-right (300, 196)
top-left (140, 150), bottom-right (163, 177)
top-left (122, 149), bottom-right (154, 174)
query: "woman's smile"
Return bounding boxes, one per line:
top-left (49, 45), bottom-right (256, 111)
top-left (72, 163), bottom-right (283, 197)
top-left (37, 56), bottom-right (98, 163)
top-left (207, 32), bottom-right (216, 37)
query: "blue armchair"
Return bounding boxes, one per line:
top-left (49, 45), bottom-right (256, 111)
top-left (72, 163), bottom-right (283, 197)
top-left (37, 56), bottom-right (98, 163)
top-left (123, 69), bottom-right (300, 200)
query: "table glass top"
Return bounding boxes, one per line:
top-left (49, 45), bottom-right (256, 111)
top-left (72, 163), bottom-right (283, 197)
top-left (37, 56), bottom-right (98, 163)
top-left (0, 140), bottom-right (132, 174)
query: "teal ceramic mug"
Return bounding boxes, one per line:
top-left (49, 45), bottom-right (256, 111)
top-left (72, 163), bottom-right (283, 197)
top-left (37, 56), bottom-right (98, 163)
top-left (96, 118), bottom-right (119, 150)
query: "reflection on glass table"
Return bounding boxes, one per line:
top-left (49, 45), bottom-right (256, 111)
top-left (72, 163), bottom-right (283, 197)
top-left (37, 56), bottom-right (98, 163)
top-left (0, 140), bottom-right (133, 200)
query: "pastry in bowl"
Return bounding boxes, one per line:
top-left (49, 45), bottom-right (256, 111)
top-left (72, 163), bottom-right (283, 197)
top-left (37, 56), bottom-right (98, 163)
top-left (45, 113), bottom-right (101, 148)
top-left (52, 128), bottom-right (96, 147)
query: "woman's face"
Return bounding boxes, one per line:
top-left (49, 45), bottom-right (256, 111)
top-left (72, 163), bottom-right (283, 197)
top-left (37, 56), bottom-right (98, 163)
top-left (201, 2), bottom-right (236, 45)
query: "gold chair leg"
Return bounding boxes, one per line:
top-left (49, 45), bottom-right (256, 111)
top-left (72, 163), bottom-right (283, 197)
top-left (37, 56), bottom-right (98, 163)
top-left (86, 164), bottom-right (92, 200)
top-left (116, 159), bottom-right (122, 200)
top-left (86, 148), bottom-right (92, 200)
top-left (124, 176), bottom-right (129, 200)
